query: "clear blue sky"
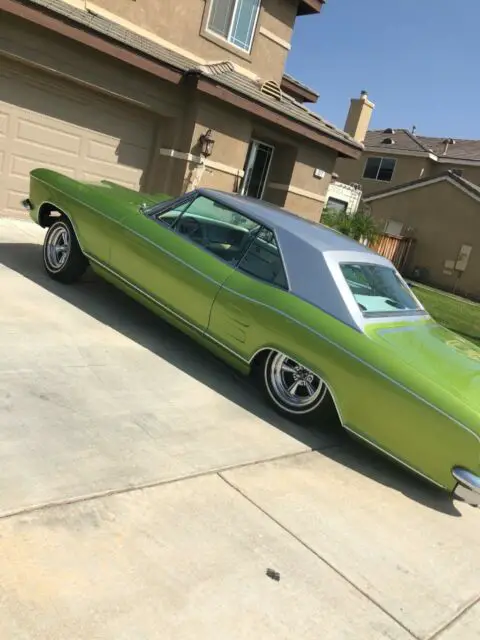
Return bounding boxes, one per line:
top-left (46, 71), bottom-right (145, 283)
top-left (286, 0), bottom-right (479, 139)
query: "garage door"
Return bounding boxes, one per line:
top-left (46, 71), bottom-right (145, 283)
top-left (0, 57), bottom-right (157, 216)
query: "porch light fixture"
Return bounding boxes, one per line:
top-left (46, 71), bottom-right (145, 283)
top-left (199, 129), bottom-right (215, 157)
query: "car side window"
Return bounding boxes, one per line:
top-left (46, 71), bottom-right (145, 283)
top-left (169, 195), bottom-right (259, 265)
top-left (155, 199), bottom-right (192, 227)
top-left (237, 227), bottom-right (288, 290)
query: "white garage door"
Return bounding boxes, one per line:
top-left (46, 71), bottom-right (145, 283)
top-left (0, 57), bottom-right (156, 216)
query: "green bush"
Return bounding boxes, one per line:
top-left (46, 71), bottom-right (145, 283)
top-left (321, 204), bottom-right (380, 245)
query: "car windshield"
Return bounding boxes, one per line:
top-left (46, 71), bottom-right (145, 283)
top-left (340, 263), bottom-right (424, 316)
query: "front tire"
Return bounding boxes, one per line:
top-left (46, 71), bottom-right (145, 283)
top-left (263, 350), bottom-right (329, 422)
top-left (43, 218), bottom-right (88, 284)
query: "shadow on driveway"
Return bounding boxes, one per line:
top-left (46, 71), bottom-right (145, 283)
top-left (0, 241), bottom-right (462, 517)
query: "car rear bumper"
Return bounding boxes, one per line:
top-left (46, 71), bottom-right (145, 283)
top-left (452, 467), bottom-right (480, 506)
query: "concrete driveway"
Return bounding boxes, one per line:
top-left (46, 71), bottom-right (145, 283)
top-left (0, 217), bottom-right (479, 640)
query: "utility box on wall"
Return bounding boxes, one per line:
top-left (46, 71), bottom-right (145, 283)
top-left (455, 244), bottom-right (473, 272)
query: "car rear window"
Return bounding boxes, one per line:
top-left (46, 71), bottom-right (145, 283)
top-left (340, 263), bottom-right (423, 316)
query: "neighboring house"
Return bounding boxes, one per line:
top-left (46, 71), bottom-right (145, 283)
top-left (364, 171), bottom-right (480, 301)
top-left (0, 0), bottom-right (363, 219)
top-left (336, 126), bottom-right (480, 196)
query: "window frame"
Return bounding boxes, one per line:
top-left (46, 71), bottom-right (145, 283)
top-left (339, 261), bottom-right (425, 318)
top-left (148, 193), bottom-right (290, 291)
top-left (362, 156), bottom-right (397, 182)
top-left (326, 197), bottom-right (348, 213)
top-left (205, 0), bottom-right (262, 54)
top-left (236, 226), bottom-right (290, 291)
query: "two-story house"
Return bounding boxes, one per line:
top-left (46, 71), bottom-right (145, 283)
top-left (332, 100), bottom-right (480, 299)
top-left (336, 125), bottom-right (480, 196)
top-left (0, 0), bottom-right (363, 219)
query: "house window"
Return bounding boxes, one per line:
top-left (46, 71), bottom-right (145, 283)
top-left (207, 0), bottom-right (261, 52)
top-left (326, 197), bottom-right (348, 213)
top-left (363, 157), bottom-right (396, 182)
top-left (384, 220), bottom-right (404, 236)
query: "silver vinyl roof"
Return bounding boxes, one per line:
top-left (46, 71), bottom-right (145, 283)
top-left (198, 189), bottom-right (402, 331)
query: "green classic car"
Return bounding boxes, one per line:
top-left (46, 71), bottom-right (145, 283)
top-left (23, 168), bottom-right (480, 506)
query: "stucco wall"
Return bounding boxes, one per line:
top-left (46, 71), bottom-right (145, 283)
top-left (336, 153), bottom-right (431, 195)
top-left (0, 12), bottom-right (181, 118)
top-left (368, 181), bottom-right (480, 299)
top-left (92, 0), bottom-right (295, 81)
top-left (430, 163), bottom-right (480, 187)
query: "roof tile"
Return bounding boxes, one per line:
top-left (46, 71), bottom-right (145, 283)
top-left (365, 129), bottom-right (480, 161)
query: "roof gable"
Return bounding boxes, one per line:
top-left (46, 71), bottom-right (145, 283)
top-left (364, 171), bottom-right (480, 204)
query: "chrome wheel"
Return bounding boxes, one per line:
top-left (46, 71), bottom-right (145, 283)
top-left (45, 223), bottom-right (71, 272)
top-left (265, 351), bottom-right (327, 414)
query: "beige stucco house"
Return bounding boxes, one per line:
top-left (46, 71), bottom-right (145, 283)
top-left (0, 0), bottom-right (364, 219)
top-left (336, 125), bottom-right (480, 196)
top-left (364, 172), bottom-right (480, 301)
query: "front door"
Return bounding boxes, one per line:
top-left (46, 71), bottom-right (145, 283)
top-left (241, 140), bottom-right (274, 199)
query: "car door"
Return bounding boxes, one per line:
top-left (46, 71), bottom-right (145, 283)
top-left (109, 193), bottom-right (260, 332)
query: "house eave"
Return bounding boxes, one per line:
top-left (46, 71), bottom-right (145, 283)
top-left (297, 0), bottom-right (325, 15)
top-left (191, 73), bottom-right (362, 159)
top-left (281, 75), bottom-right (318, 104)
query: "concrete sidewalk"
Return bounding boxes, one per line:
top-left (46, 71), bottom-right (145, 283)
top-left (0, 218), bottom-right (478, 639)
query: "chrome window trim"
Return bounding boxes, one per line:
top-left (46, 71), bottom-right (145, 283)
top-left (236, 226), bottom-right (290, 292)
top-left (148, 192), bottom-right (289, 289)
top-left (337, 260), bottom-right (426, 319)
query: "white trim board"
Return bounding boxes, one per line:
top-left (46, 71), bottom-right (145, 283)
top-left (269, 183), bottom-right (325, 202)
top-left (258, 27), bottom-right (291, 50)
top-left (364, 175), bottom-right (480, 204)
top-left (159, 148), bottom-right (244, 177)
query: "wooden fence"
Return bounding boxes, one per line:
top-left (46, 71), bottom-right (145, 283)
top-left (370, 233), bottom-right (415, 274)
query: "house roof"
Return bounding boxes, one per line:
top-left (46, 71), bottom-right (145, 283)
top-left (297, 0), bottom-right (325, 16)
top-left (8, 0), bottom-right (360, 157)
top-left (365, 129), bottom-right (480, 161)
top-left (281, 73), bottom-right (319, 103)
top-left (364, 171), bottom-right (480, 203)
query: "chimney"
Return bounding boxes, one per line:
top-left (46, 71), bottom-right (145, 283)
top-left (344, 90), bottom-right (375, 143)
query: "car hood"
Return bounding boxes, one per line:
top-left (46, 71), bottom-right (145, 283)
top-left (368, 320), bottom-right (480, 422)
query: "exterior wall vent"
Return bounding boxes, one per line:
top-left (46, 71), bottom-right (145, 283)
top-left (260, 80), bottom-right (283, 101)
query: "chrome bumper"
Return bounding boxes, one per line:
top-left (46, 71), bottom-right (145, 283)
top-left (452, 467), bottom-right (480, 506)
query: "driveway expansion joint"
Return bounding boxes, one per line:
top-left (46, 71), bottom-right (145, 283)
top-left (0, 447), bottom-right (341, 523)
top-left (426, 594), bottom-right (480, 640)
top-left (218, 471), bottom-right (420, 640)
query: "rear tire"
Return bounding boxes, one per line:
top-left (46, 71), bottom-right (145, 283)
top-left (43, 217), bottom-right (88, 284)
top-left (261, 350), bottom-right (330, 424)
